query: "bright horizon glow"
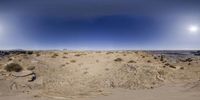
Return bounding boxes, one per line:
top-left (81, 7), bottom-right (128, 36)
top-left (188, 25), bottom-right (199, 34)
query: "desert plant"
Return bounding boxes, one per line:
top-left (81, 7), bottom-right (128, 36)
top-left (52, 53), bottom-right (59, 58)
top-left (36, 53), bottom-right (40, 57)
top-left (147, 60), bottom-right (151, 63)
top-left (27, 51), bottom-right (33, 55)
top-left (74, 54), bottom-right (81, 57)
top-left (160, 55), bottom-right (164, 61)
top-left (169, 65), bottom-right (176, 69)
top-left (63, 52), bottom-right (68, 55)
top-left (128, 60), bottom-right (136, 63)
top-left (4, 63), bottom-right (23, 72)
top-left (70, 60), bottom-right (76, 63)
top-left (114, 58), bottom-right (123, 62)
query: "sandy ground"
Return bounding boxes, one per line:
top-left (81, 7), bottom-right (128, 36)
top-left (0, 50), bottom-right (200, 100)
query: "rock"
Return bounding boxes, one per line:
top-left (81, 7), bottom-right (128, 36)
top-left (12, 70), bottom-right (33, 77)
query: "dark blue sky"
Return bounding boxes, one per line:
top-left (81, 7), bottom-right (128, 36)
top-left (0, 0), bottom-right (200, 50)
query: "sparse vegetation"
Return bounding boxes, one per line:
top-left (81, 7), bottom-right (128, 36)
top-left (147, 60), bottom-right (151, 63)
top-left (70, 60), bottom-right (76, 63)
top-left (4, 63), bottom-right (23, 72)
top-left (75, 54), bottom-right (81, 57)
top-left (63, 52), bottom-right (68, 55)
top-left (160, 55), bottom-right (164, 61)
top-left (51, 53), bottom-right (59, 58)
top-left (169, 65), bottom-right (176, 69)
top-left (36, 53), bottom-right (40, 57)
top-left (27, 51), bottom-right (33, 55)
top-left (105, 68), bottom-right (109, 71)
top-left (128, 60), bottom-right (136, 63)
top-left (114, 58), bottom-right (123, 62)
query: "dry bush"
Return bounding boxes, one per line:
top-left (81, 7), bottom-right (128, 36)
top-left (27, 51), bottom-right (33, 55)
top-left (70, 60), bottom-right (76, 63)
top-left (36, 53), bottom-right (40, 57)
top-left (141, 55), bottom-right (145, 58)
top-left (63, 52), bottom-right (68, 55)
top-left (114, 58), bottom-right (123, 62)
top-left (52, 53), bottom-right (59, 58)
top-left (4, 63), bottom-right (23, 72)
top-left (169, 65), bottom-right (176, 69)
top-left (128, 60), bottom-right (136, 63)
top-left (160, 55), bottom-right (164, 61)
top-left (74, 54), bottom-right (81, 57)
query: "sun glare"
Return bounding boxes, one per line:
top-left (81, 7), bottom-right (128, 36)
top-left (188, 25), bottom-right (199, 34)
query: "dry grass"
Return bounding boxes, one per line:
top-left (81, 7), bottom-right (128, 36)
top-left (70, 60), bottom-right (76, 63)
top-left (4, 63), bottom-right (23, 72)
top-left (128, 60), bottom-right (136, 63)
top-left (52, 53), bottom-right (59, 58)
top-left (114, 58), bottom-right (123, 62)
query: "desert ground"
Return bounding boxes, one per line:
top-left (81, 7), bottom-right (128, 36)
top-left (0, 50), bottom-right (200, 100)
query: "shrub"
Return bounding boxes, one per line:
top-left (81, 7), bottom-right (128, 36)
top-left (114, 58), bottom-right (123, 62)
top-left (63, 52), bottom-right (68, 55)
top-left (128, 60), bottom-right (136, 63)
top-left (74, 54), bottom-right (81, 57)
top-left (52, 53), bottom-right (59, 58)
top-left (147, 60), bottom-right (151, 63)
top-left (160, 55), bottom-right (164, 61)
top-left (36, 53), bottom-right (40, 57)
top-left (27, 51), bottom-right (33, 55)
top-left (70, 60), bottom-right (76, 63)
top-left (4, 63), bottom-right (23, 72)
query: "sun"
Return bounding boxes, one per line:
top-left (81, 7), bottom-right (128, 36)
top-left (188, 25), bottom-right (199, 34)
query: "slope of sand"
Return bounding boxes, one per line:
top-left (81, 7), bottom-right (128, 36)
top-left (0, 51), bottom-right (200, 100)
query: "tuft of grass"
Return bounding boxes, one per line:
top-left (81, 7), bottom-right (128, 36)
top-left (51, 53), bottom-right (59, 58)
top-left (36, 53), bottom-right (40, 57)
top-left (4, 63), bottom-right (23, 72)
top-left (147, 60), bottom-right (151, 63)
top-left (70, 60), bottom-right (76, 63)
top-left (114, 58), bottom-right (123, 62)
top-left (128, 60), bottom-right (136, 63)
top-left (74, 54), bottom-right (81, 57)
top-left (63, 52), bottom-right (68, 55)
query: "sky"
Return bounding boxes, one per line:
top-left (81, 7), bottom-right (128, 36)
top-left (0, 0), bottom-right (200, 50)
